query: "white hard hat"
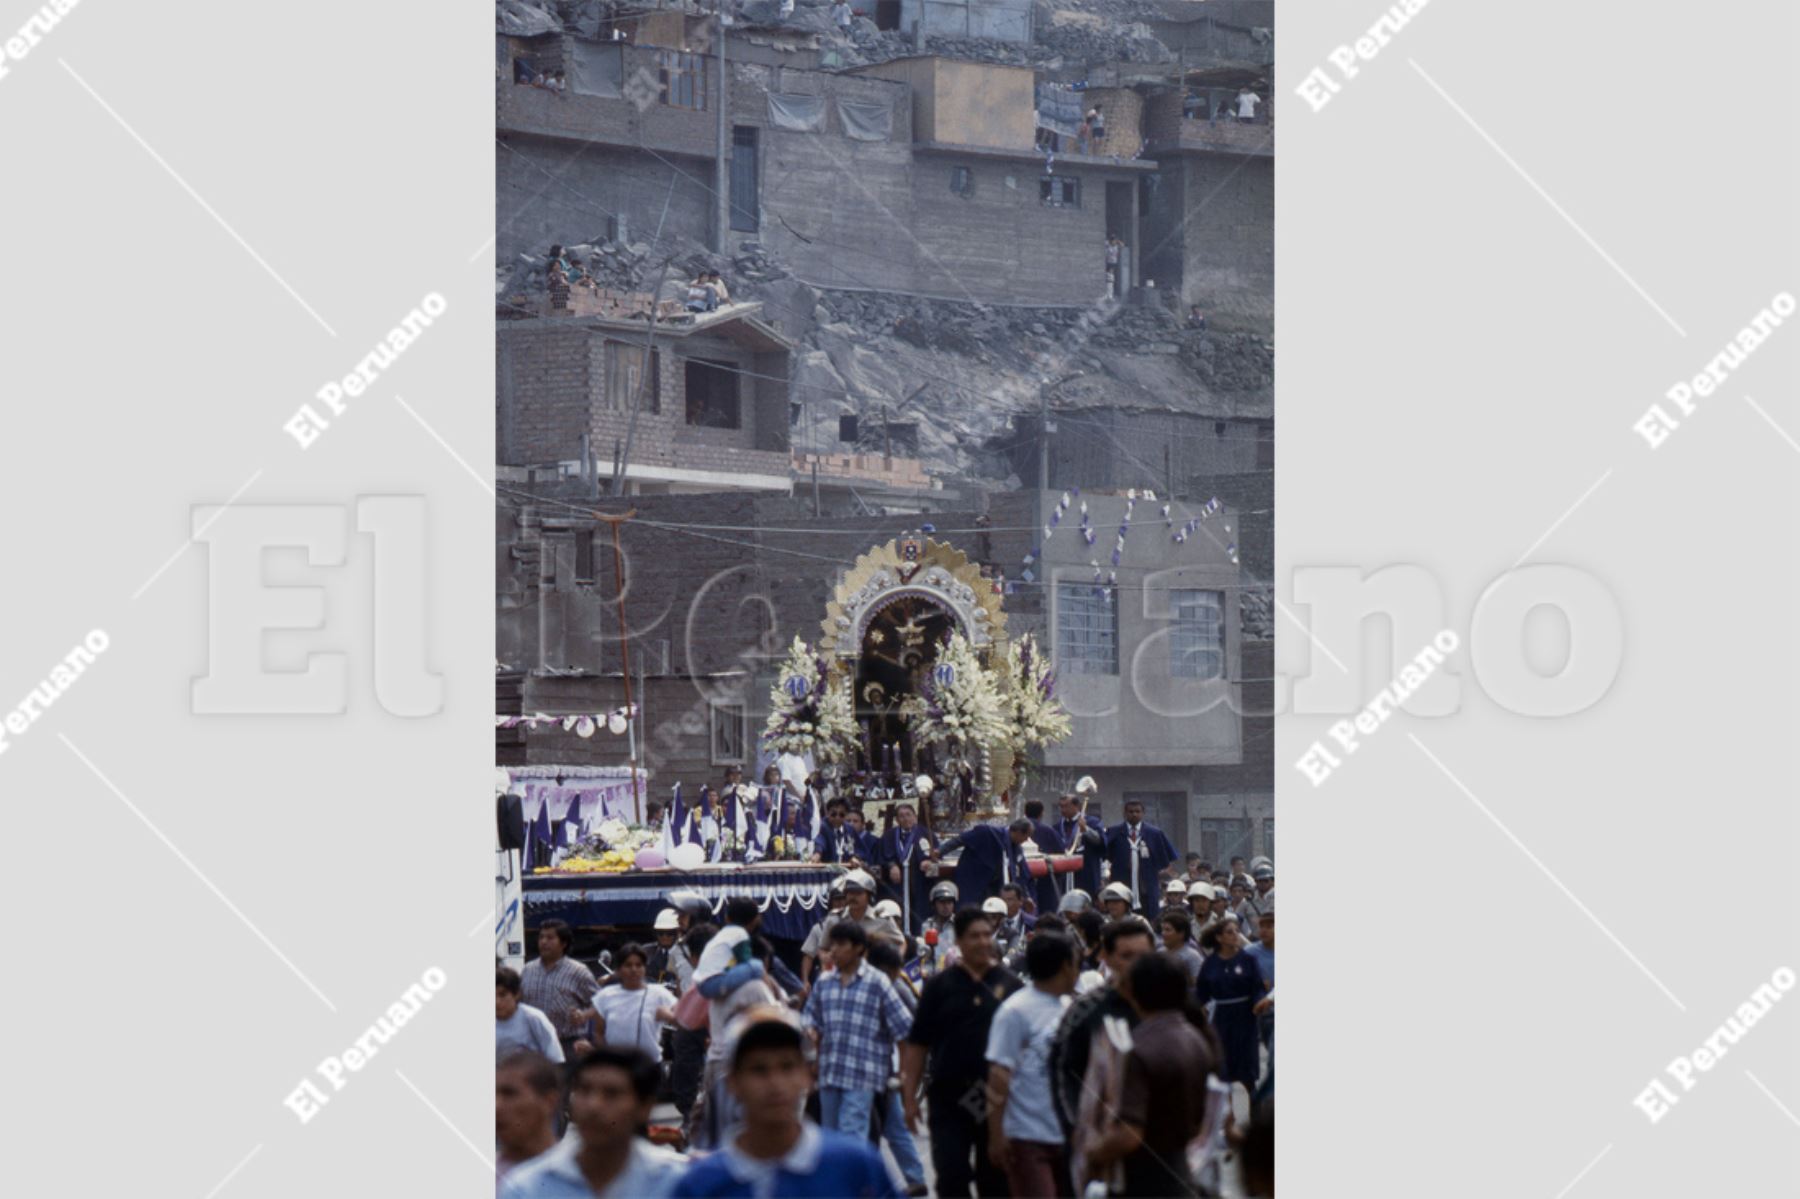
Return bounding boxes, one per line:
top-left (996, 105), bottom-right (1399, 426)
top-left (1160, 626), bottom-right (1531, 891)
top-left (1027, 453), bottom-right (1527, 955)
top-left (981, 897), bottom-right (1007, 915)
top-left (1101, 882), bottom-right (1134, 904)
top-left (930, 881), bottom-right (959, 903)
top-left (1187, 882), bottom-right (1214, 901)
top-left (843, 869), bottom-right (877, 892)
top-left (1164, 878), bottom-right (1187, 894)
top-left (872, 899), bottom-right (902, 920)
top-left (1058, 889), bottom-right (1092, 914)
top-left (653, 908), bottom-right (681, 931)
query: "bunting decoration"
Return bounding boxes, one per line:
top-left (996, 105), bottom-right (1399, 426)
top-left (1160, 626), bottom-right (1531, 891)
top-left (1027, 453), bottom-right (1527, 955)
top-left (495, 705), bottom-right (637, 737)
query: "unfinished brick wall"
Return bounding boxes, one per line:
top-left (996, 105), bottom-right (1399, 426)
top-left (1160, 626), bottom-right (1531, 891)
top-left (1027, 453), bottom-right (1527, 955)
top-left (500, 322), bottom-right (792, 476)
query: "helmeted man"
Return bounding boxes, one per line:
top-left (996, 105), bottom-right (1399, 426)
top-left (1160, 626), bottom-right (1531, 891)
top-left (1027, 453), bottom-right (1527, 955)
top-left (922, 881), bottom-right (960, 973)
top-left (934, 818), bottom-right (1033, 908)
top-left (1186, 881), bottom-right (1216, 935)
top-left (1245, 862), bottom-right (1275, 923)
top-left (644, 907), bottom-right (684, 991)
top-left (1102, 799), bottom-right (1178, 914)
top-left (1161, 877), bottom-right (1191, 921)
top-left (1099, 881), bottom-right (1135, 922)
top-left (840, 869), bottom-right (905, 953)
top-left (1052, 792), bottom-right (1105, 898)
top-left (1058, 889), bottom-right (1093, 917)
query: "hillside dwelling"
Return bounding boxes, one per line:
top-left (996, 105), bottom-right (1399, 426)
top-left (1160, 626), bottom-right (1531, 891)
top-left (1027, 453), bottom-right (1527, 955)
top-left (497, 303), bottom-right (796, 494)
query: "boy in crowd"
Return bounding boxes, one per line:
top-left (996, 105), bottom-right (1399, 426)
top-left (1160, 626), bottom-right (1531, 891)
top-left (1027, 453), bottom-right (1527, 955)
top-left (672, 1008), bottom-right (902, 1198)
top-left (501, 1046), bottom-right (683, 1198)
top-left (495, 1052), bottom-right (560, 1189)
top-left (987, 932), bottom-right (1081, 1198)
top-left (498, 967), bottom-right (565, 1064)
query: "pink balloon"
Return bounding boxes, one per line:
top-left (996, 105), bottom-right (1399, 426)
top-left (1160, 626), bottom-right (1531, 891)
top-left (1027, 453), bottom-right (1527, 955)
top-left (634, 849), bottom-right (665, 870)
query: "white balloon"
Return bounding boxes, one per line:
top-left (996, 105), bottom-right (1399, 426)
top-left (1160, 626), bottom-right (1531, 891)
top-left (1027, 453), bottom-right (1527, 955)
top-left (575, 716), bottom-right (597, 738)
top-left (669, 842), bottom-right (705, 872)
top-left (608, 711), bottom-right (629, 735)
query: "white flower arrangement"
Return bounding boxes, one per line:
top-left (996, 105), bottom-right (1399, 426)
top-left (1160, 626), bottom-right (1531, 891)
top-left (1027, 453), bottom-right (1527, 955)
top-left (997, 633), bottom-right (1073, 756)
top-left (900, 631), bottom-right (1009, 751)
top-left (762, 635), bottom-right (859, 762)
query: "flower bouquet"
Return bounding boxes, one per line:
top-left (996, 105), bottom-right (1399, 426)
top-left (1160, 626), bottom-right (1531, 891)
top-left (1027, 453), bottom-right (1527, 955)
top-left (762, 636), bottom-right (859, 763)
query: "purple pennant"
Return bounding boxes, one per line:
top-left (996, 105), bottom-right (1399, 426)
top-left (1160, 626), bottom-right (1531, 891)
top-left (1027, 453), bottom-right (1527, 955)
top-left (1110, 548), bottom-right (1122, 566)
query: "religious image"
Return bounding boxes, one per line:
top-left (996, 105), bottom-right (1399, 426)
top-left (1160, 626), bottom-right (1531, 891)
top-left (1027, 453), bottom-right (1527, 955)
top-left (492, 2), bottom-right (1274, 1196)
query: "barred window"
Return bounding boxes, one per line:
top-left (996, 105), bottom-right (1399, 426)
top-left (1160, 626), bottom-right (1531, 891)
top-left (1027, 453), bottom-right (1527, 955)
top-left (1168, 588), bottom-right (1225, 679)
top-left (1039, 177), bottom-right (1079, 208)
top-left (710, 703), bottom-right (744, 765)
top-left (1057, 582), bottom-right (1118, 674)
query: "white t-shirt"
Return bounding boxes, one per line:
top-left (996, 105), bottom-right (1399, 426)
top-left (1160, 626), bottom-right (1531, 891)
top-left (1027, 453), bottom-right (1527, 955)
top-left (1237, 91), bottom-right (1260, 119)
top-left (595, 984), bottom-right (677, 1061)
top-left (496, 1002), bottom-right (565, 1064)
top-left (986, 985), bottom-right (1072, 1144)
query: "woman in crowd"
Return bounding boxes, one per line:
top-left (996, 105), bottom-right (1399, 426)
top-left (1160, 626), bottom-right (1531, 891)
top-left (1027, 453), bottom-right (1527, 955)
top-left (1195, 917), bottom-right (1267, 1098)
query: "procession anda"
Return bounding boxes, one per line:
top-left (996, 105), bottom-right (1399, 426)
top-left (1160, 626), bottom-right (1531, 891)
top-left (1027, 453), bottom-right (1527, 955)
top-left (497, 756), bottom-right (1275, 1199)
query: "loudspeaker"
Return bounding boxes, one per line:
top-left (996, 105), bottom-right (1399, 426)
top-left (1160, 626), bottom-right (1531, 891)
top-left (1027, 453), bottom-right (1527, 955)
top-left (497, 793), bottom-right (526, 851)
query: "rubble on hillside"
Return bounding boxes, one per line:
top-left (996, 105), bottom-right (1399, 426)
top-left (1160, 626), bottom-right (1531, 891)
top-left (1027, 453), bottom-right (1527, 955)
top-left (501, 229), bottom-right (1271, 484)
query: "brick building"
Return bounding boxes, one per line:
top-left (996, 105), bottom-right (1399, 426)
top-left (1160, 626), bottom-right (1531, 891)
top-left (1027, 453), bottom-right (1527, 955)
top-left (497, 301), bottom-right (794, 492)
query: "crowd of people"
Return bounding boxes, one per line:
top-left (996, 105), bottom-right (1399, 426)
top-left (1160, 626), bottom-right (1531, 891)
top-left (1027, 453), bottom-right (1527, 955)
top-left (497, 787), bottom-right (1276, 1198)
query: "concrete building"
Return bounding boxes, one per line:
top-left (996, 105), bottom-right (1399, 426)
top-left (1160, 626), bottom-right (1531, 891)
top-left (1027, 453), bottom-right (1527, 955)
top-left (498, 24), bottom-right (1160, 306)
top-left (1135, 2), bottom-right (1274, 327)
top-left (496, 299), bottom-right (795, 494)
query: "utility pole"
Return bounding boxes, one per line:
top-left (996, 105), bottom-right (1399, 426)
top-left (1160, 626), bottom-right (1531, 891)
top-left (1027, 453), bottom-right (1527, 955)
top-left (714, 0), bottom-right (729, 253)
top-left (1038, 390), bottom-right (1051, 490)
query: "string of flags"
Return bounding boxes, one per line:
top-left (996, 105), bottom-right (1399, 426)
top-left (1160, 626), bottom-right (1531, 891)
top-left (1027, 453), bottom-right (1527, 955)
top-left (1015, 488), bottom-right (1236, 592)
top-left (496, 705), bottom-right (638, 738)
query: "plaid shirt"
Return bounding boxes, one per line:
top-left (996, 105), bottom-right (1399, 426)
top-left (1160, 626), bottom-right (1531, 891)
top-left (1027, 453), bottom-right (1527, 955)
top-left (520, 956), bottom-right (597, 1036)
top-left (803, 959), bottom-right (913, 1092)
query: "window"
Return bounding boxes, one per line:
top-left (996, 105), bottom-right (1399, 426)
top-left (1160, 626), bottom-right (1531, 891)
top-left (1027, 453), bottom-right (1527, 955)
top-left (574, 529), bottom-right (596, 584)
top-left (730, 126), bottom-right (759, 232)
top-left (1057, 582), bottom-right (1118, 674)
top-left (1199, 818), bottom-right (1252, 867)
top-left (659, 50), bottom-right (706, 110)
top-left (607, 342), bottom-right (659, 414)
top-left (1169, 589), bottom-right (1225, 678)
top-left (1040, 177), bottom-right (1080, 208)
top-left (685, 358), bottom-right (740, 429)
top-left (950, 166), bottom-right (975, 198)
top-left (710, 703), bottom-right (745, 765)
